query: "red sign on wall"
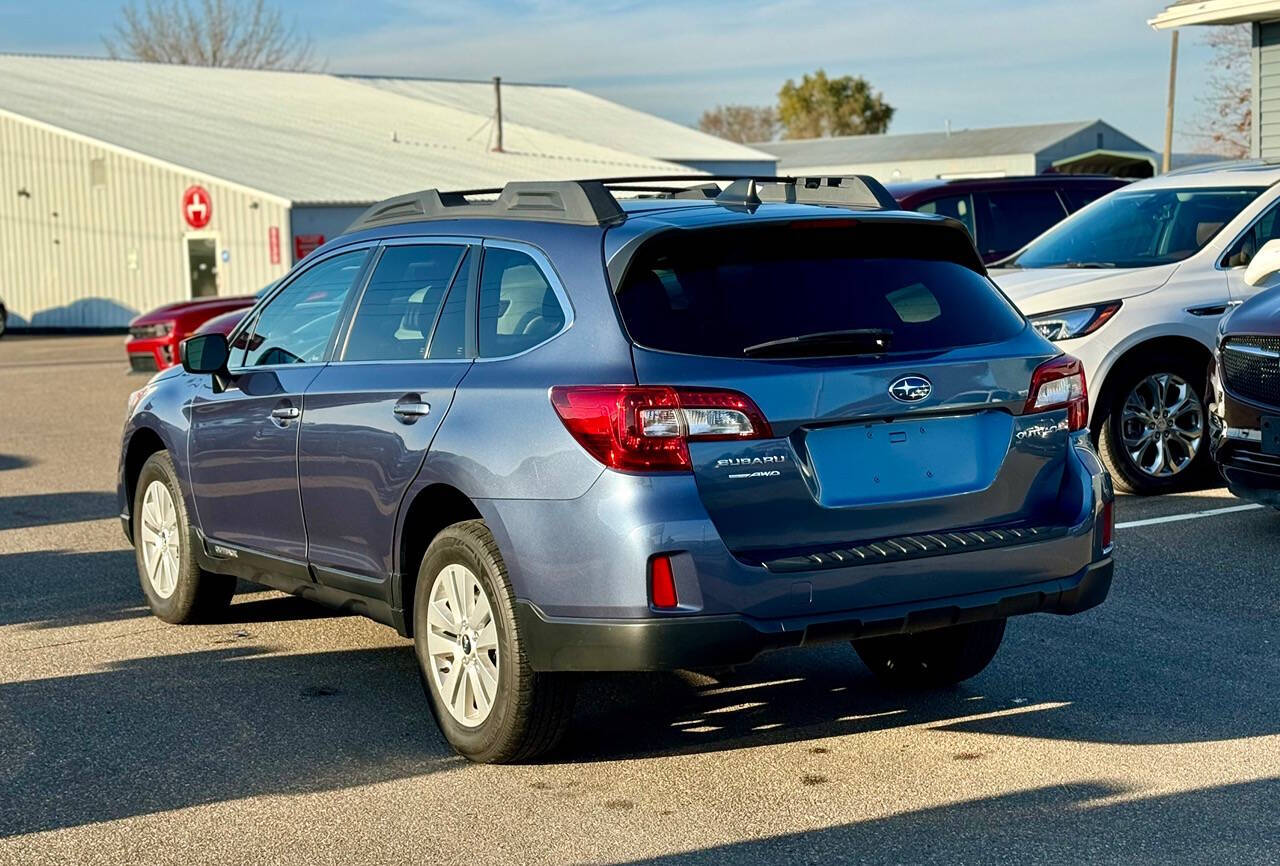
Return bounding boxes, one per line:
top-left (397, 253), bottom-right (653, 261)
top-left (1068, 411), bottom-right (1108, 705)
top-left (182, 185), bottom-right (212, 229)
top-left (268, 226), bottom-right (281, 265)
top-left (294, 234), bottom-right (325, 261)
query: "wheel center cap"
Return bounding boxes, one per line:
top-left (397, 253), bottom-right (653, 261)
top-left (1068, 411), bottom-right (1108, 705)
top-left (461, 634), bottom-right (472, 655)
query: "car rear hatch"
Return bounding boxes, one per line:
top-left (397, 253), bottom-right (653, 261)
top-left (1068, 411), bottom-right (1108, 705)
top-left (611, 217), bottom-right (1082, 586)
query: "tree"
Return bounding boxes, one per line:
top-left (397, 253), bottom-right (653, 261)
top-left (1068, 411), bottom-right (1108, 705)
top-left (776, 69), bottom-right (894, 139)
top-left (1193, 25), bottom-right (1251, 158)
top-left (103, 0), bottom-right (318, 71)
top-left (698, 105), bottom-right (779, 143)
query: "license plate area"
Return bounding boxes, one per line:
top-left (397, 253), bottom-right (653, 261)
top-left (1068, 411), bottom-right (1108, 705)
top-left (1262, 416), bottom-right (1280, 455)
top-left (802, 412), bottom-right (1013, 508)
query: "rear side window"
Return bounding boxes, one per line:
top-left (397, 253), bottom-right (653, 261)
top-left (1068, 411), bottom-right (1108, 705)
top-left (478, 248), bottom-right (566, 358)
top-left (615, 223), bottom-right (1024, 359)
top-left (343, 244), bottom-right (466, 361)
top-left (917, 193), bottom-right (975, 241)
top-left (974, 189), bottom-right (1067, 259)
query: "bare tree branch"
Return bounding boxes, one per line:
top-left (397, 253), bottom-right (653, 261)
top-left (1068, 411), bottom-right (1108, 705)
top-left (103, 0), bottom-right (320, 71)
top-left (1191, 25), bottom-right (1251, 158)
top-left (698, 105), bottom-right (779, 143)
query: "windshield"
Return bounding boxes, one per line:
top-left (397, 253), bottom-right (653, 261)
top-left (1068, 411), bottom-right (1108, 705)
top-left (1009, 187), bottom-right (1263, 269)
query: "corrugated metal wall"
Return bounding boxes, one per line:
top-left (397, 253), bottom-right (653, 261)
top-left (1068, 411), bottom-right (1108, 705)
top-left (1258, 22), bottom-right (1280, 161)
top-left (0, 113), bottom-right (291, 328)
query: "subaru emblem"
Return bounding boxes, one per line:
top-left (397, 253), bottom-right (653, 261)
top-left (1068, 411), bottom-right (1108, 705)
top-left (889, 375), bottom-right (932, 403)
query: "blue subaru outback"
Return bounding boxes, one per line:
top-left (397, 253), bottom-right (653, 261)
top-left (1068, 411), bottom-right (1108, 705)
top-left (119, 176), bottom-right (1114, 762)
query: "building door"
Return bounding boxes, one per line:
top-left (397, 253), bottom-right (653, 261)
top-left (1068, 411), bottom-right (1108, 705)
top-left (185, 234), bottom-right (219, 298)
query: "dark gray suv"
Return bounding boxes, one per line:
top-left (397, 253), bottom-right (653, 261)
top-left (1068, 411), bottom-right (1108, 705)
top-left (119, 176), bottom-right (1115, 762)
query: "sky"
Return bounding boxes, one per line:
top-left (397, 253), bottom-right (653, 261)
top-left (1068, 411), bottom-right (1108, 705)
top-left (0, 0), bottom-right (1230, 152)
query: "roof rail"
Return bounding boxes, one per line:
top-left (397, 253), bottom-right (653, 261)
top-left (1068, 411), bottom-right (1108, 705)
top-left (344, 174), bottom-right (897, 234)
top-left (715, 176), bottom-right (898, 210)
top-left (346, 180), bottom-right (627, 232)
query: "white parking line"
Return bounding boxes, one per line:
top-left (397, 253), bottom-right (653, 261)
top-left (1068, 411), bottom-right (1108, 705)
top-left (1116, 502), bottom-right (1265, 530)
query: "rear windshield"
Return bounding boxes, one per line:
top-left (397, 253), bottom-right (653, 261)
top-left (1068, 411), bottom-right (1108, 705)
top-left (615, 222), bottom-right (1025, 358)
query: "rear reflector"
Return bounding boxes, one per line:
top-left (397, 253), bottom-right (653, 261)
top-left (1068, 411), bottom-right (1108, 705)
top-left (650, 554), bottom-right (678, 609)
top-left (550, 385), bottom-right (771, 472)
top-left (1025, 355), bottom-right (1088, 431)
top-left (1100, 500), bottom-right (1114, 552)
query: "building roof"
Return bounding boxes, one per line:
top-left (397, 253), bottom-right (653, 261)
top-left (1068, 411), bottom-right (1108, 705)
top-left (0, 54), bottom-right (729, 205)
top-left (1150, 0), bottom-right (1280, 29)
top-left (752, 121), bottom-right (1137, 172)
top-left (344, 75), bottom-right (774, 165)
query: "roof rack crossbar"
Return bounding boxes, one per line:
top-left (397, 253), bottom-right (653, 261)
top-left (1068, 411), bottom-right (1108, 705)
top-left (345, 174), bottom-right (897, 234)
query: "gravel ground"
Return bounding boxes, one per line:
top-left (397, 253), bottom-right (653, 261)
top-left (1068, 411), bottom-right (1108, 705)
top-left (0, 335), bottom-right (1276, 866)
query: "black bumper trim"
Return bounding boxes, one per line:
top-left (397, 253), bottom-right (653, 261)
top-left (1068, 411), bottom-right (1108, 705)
top-left (517, 557), bottom-right (1113, 672)
top-left (762, 524), bottom-right (1069, 573)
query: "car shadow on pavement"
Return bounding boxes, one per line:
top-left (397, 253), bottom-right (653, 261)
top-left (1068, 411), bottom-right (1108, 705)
top-left (0, 491), bottom-right (119, 530)
top-left (0, 548), bottom-right (346, 630)
top-left (0, 455), bottom-right (35, 472)
top-left (563, 604), bottom-right (1280, 762)
top-left (0, 644), bottom-right (460, 838)
top-left (610, 778), bottom-right (1280, 864)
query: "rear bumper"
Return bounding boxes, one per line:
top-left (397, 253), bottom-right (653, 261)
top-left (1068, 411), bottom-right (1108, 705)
top-left (517, 556), bottom-right (1113, 672)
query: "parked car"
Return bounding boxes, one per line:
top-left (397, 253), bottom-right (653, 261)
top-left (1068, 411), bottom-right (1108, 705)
top-left (193, 306), bottom-right (252, 338)
top-left (991, 161), bottom-right (1280, 495)
top-left (888, 175), bottom-right (1127, 263)
top-left (1211, 267), bottom-right (1280, 508)
top-left (125, 286), bottom-right (271, 373)
top-left (119, 176), bottom-right (1114, 763)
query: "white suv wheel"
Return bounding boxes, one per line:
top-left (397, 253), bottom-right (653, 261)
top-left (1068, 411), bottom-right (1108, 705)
top-left (139, 479), bottom-right (181, 599)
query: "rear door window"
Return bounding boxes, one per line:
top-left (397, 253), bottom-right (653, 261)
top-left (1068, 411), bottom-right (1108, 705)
top-left (974, 189), bottom-right (1068, 259)
top-left (615, 222), bottom-right (1025, 359)
top-left (342, 244), bottom-right (467, 361)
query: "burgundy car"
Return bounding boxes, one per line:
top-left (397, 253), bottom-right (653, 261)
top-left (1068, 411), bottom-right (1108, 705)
top-left (126, 287), bottom-right (269, 373)
top-left (1211, 284), bottom-right (1280, 508)
top-left (887, 175), bottom-right (1127, 264)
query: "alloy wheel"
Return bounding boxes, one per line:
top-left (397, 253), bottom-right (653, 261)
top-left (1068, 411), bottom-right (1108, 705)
top-left (139, 480), bottom-right (181, 599)
top-left (1120, 372), bottom-right (1204, 479)
top-left (426, 563), bottom-right (500, 727)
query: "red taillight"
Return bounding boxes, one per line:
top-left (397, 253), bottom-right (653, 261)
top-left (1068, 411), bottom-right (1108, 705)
top-left (549, 385), bottom-right (771, 472)
top-left (1100, 499), bottom-right (1114, 552)
top-left (650, 554), bottom-right (679, 609)
top-left (1025, 355), bottom-right (1088, 432)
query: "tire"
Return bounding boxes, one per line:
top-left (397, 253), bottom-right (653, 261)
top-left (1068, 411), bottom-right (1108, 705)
top-left (853, 619), bottom-right (1006, 688)
top-left (133, 451), bottom-right (235, 623)
top-left (1096, 352), bottom-right (1211, 495)
top-left (413, 520), bottom-right (575, 763)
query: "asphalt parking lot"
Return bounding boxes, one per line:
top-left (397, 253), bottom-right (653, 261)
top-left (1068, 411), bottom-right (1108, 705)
top-left (0, 335), bottom-right (1277, 866)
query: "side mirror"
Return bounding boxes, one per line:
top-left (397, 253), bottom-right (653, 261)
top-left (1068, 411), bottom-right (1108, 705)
top-left (1244, 238), bottom-right (1280, 286)
top-left (180, 333), bottom-right (229, 375)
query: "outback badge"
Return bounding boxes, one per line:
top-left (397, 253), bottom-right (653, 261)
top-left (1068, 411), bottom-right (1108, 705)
top-left (889, 375), bottom-right (932, 403)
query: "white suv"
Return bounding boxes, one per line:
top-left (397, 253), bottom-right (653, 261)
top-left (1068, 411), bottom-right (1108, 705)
top-left (993, 161), bottom-right (1280, 494)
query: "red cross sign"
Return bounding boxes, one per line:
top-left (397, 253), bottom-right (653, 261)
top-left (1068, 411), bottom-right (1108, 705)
top-left (182, 185), bottom-right (212, 229)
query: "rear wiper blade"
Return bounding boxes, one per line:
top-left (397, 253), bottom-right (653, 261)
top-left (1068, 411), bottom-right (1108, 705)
top-left (743, 328), bottom-right (894, 358)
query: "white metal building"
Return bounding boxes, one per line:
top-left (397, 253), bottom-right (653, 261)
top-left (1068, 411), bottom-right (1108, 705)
top-left (753, 120), bottom-right (1158, 183)
top-left (0, 54), bottom-right (774, 329)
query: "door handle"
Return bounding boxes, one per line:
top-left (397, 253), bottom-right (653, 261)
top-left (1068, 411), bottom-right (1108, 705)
top-left (393, 401), bottom-right (431, 420)
top-left (270, 406), bottom-right (301, 421)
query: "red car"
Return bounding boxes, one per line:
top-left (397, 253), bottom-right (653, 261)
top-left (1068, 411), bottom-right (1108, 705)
top-left (887, 175), bottom-right (1127, 264)
top-left (126, 287), bottom-right (268, 373)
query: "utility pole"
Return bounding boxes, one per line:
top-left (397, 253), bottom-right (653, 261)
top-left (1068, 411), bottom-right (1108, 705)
top-left (1163, 30), bottom-right (1179, 174)
top-left (493, 76), bottom-right (504, 153)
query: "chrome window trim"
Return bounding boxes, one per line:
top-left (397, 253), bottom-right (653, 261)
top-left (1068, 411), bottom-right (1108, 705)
top-left (226, 241), bottom-right (378, 374)
top-left (473, 238), bottom-right (575, 363)
top-left (332, 236), bottom-right (477, 364)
